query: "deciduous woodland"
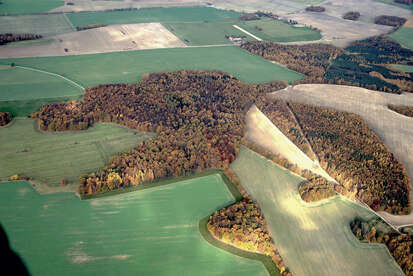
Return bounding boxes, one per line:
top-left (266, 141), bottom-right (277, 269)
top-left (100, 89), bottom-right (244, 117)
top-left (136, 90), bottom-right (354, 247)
top-left (241, 36), bottom-right (413, 93)
top-left (374, 15), bottom-right (407, 27)
top-left (32, 70), bottom-right (285, 195)
top-left (351, 217), bottom-right (413, 275)
top-left (208, 199), bottom-right (291, 276)
top-left (0, 112), bottom-right (12, 126)
top-left (288, 101), bottom-right (410, 214)
top-left (0, 34), bottom-right (41, 45)
top-left (32, 70), bottom-right (410, 214)
top-left (388, 104), bottom-right (413, 118)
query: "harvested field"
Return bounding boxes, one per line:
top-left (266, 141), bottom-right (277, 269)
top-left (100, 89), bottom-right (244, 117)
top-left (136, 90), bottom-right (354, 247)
top-left (231, 147), bottom-right (403, 276)
top-left (0, 176), bottom-right (268, 275)
top-left (390, 27), bottom-right (413, 49)
top-left (0, 0), bottom-right (64, 15)
top-left (0, 14), bottom-right (75, 36)
top-left (0, 118), bottom-right (154, 193)
top-left (244, 105), bottom-right (335, 182)
top-left (48, 0), bottom-right (203, 13)
top-left (271, 84), bottom-right (413, 226)
top-left (405, 15), bottom-right (413, 27)
top-left (67, 7), bottom-right (241, 27)
top-left (56, 23), bottom-right (186, 55)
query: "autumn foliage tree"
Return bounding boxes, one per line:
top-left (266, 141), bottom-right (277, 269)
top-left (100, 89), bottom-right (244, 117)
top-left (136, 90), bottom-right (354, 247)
top-left (0, 112), bottom-right (12, 126)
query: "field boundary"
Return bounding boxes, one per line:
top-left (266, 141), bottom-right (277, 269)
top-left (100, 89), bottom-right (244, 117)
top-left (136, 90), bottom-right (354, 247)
top-left (198, 215), bottom-right (280, 276)
top-left (14, 66), bottom-right (85, 90)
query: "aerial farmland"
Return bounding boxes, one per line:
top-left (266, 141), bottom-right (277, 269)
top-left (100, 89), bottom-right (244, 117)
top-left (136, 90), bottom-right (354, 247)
top-left (1, 0), bottom-right (412, 275)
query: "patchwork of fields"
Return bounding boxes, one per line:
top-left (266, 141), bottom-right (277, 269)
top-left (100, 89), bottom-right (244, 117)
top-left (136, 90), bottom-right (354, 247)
top-left (231, 147), bottom-right (403, 276)
top-left (0, 176), bottom-right (268, 275)
top-left (0, 118), bottom-right (154, 193)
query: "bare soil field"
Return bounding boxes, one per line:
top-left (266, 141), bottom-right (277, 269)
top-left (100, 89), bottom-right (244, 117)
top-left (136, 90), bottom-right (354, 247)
top-left (271, 84), bottom-right (413, 226)
top-left (0, 23), bottom-right (186, 58)
top-left (404, 15), bottom-right (413, 27)
top-left (287, 0), bottom-right (411, 47)
top-left (245, 105), bottom-right (337, 183)
top-left (48, 0), bottom-right (203, 13)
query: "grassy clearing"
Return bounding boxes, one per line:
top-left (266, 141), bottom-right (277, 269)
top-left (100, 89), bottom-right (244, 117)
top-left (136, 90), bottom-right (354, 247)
top-left (231, 147), bottom-right (403, 276)
top-left (376, 0), bottom-right (413, 10)
top-left (5, 39), bottom-right (55, 48)
top-left (67, 7), bottom-right (241, 27)
top-left (390, 27), bottom-right (413, 49)
top-left (0, 176), bottom-right (268, 275)
top-left (0, 118), bottom-right (155, 193)
top-left (0, 14), bottom-right (74, 35)
top-left (392, 64), bottom-right (413, 72)
top-left (0, 0), bottom-right (64, 15)
top-left (0, 66), bottom-right (82, 101)
top-left (0, 46), bottom-right (303, 87)
top-left (164, 19), bottom-right (321, 45)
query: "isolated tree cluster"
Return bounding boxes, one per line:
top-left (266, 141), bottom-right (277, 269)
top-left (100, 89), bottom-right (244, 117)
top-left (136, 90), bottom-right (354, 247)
top-left (343, 11), bottom-right (360, 21)
top-left (0, 112), bottom-right (12, 126)
top-left (351, 218), bottom-right (413, 275)
top-left (305, 6), bottom-right (325, 12)
top-left (208, 199), bottom-right (291, 276)
top-left (375, 15), bottom-right (407, 27)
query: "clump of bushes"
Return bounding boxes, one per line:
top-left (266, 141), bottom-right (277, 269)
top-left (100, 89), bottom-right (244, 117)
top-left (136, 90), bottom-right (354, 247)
top-left (306, 6), bottom-right (325, 12)
top-left (0, 112), bottom-right (12, 126)
top-left (343, 11), bottom-right (360, 21)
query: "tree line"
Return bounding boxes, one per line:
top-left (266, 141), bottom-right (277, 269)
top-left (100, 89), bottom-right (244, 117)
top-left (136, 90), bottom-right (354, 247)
top-left (375, 15), bottom-right (407, 27)
top-left (0, 112), bottom-right (12, 126)
top-left (0, 34), bottom-right (41, 45)
top-left (388, 104), bottom-right (413, 118)
top-left (32, 70), bottom-right (285, 196)
top-left (241, 35), bottom-right (413, 93)
top-left (208, 199), bottom-right (291, 276)
top-left (76, 24), bottom-right (106, 31)
top-left (351, 217), bottom-right (412, 275)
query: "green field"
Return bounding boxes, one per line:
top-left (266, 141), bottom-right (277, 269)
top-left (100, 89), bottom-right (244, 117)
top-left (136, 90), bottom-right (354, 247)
top-left (231, 147), bottom-right (403, 276)
top-left (390, 27), bottom-right (413, 49)
top-left (392, 64), bottom-right (413, 72)
top-left (0, 0), bottom-right (64, 15)
top-left (0, 176), bottom-right (269, 275)
top-left (67, 7), bottom-right (241, 27)
top-left (164, 19), bottom-right (321, 45)
top-left (0, 46), bottom-right (303, 116)
top-left (0, 66), bottom-right (82, 101)
top-left (376, 0), bottom-right (413, 10)
top-left (0, 14), bottom-right (75, 35)
top-left (0, 118), bottom-right (155, 193)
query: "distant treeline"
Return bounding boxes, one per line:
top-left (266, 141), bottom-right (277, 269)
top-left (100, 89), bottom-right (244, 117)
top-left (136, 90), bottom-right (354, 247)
top-left (388, 104), bottom-right (413, 117)
top-left (351, 217), bottom-right (413, 275)
top-left (375, 15), bottom-right (407, 27)
top-left (343, 11), bottom-right (360, 21)
top-left (0, 34), bottom-right (41, 45)
top-left (0, 112), bottom-right (12, 126)
top-left (394, 0), bottom-right (412, 4)
top-left (76, 24), bottom-right (106, 31)
top-left (241, 35), bottom-right (413, 93)
top-left (208, 199), bottom-right (291, 276)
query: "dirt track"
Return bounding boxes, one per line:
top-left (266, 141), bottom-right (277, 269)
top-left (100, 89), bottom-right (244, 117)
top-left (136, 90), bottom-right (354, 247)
top-left (271, 84), bottom-right (413, 227)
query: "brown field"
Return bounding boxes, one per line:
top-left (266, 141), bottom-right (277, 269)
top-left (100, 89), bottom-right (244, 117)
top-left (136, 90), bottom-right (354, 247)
top-left (271, 84), bottom-right (413, 227)
top-left (0, 23), bottom-right (186, 58)
top-left (404, 15), bottom-right (413, 28)
top-left (210, 0), bottom-right (312, 14)
top-left (48, 0), bottom-right (203, 13)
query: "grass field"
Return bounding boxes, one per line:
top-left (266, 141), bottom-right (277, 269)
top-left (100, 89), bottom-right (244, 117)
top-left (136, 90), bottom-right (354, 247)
top-left (231, 147), bottom-right (403, 276)
top-left (67, 7), bottom-right (241, 27)
top-left (0, 66), bottom-right (82, 101)
top-left (0, 0), bottom-right (64, 15)
top-left (392, 64), bottom-right (413, 72)
top-left (0, 46), bottom-right (303, 116)
top-left (0, 176), bottom-right (268, 275)
top-left (0, 118), bottom-right (155, 193)
top-left (0, 14), bottom-right (75, 35)
top-left (164, 19), bottom-right (321, 45)
top-left (376, 0), bottom-right (413, 10)
top-left (5, 39), bottom-right (55, 48)
top-left (390, 27), bottom-right (413, 49)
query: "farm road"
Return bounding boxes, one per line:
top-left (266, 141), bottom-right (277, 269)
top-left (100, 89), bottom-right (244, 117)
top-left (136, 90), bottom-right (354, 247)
top-left (271, 84), bottom-right (413, 227)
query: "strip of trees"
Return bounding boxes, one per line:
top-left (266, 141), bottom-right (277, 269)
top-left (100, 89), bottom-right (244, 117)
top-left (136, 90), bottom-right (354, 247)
top-left (306, 6), bottom-right (325, 12)
top-left (388, 104), bottom-right (413, 117)
top-left (208, 199), bottom-right (291, 276)
top-left (351, 217), bottom-right (413, 275)
top-left (375, 15), bottom-right (407, 27)
top-left (76, 24), bottom-right (106, 31)
top-left (0, 34), bottom-right (41, 45)
top-left (0, 112), bottom-right (12, 126)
